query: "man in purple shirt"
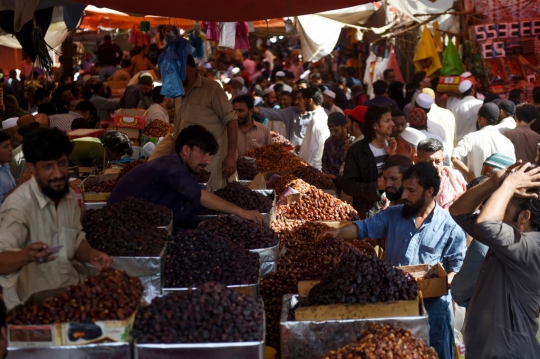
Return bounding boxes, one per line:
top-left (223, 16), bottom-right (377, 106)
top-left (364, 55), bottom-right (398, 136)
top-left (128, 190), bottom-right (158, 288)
top-left (364, 80), bottom-right (399, 111)
top-left (108, 125), bottom-right (265, 230)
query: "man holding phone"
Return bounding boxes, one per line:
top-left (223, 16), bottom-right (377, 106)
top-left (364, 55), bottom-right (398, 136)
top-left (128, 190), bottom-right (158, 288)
top-left (0, 128), bottom-right (112, 310)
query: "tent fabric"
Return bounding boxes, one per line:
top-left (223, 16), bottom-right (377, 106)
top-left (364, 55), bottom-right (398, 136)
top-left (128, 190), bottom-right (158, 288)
top-left (387, 0), bottom-right (458, 32)
top-left (296, 14), bottom-right (343, 62)
top-left (413, 26), bottom-right (442, 78)
top-left (72, 0), bottom-right (371, 22)
top-left (441, 39), bottom-right (462, 76)
top-left (0, 28), bottom-right (68, 49)
top-left (386, 45), bottom-right (404, 83)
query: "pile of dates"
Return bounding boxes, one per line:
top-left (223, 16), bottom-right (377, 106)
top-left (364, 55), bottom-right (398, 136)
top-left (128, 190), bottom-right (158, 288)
top-left (292, 166), bottom-right (336, 190)
top-left (244, 144), bottom-right (307, 172)
top-left (270, 131), bottom-right (292, 147)
top-left (237, 156), bottom-right (258, 181)
top-left (308, 251), bottom-right (418, 306)
top-left (202, 181), bottom-right (272, 214)
top-left (197, 169), bottom-right (211, 184)
top-left (8, 269), bottom-right (142, 324)
top-left (103, 197), bottom-right (172, 227)
top-left (198, 215), bottom-right (278, 249)
top-left (321, 323), bottom-right (437, 359)
top-left (132, 282), bottom-right (263, 343)
top-left (85, 159), bottom-right (146, 193)
top-left (272, 174), bottom-right (311, 197)
top-left (165, 229), bottom-right (259, 288)
top-left (142, 119), bottom-right (173, 138)
top-left (276, 187), bottom-right (359, 221)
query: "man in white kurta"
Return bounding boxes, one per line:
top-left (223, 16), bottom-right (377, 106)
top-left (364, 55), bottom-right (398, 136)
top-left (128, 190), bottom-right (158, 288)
top-left (446, 80), bottom-right (483, 146)
top-left (421, 88), bottom-right (457, 155)
top-left (298, 88), bottom-right (330, 170)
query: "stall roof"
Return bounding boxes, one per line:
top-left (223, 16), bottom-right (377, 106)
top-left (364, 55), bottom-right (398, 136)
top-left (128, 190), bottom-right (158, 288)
top-left (72, 0), bottom-right (371, 22)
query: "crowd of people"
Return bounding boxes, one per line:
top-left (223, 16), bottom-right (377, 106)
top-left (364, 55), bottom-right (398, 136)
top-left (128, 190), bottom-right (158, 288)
top-left (0, 34), bottom-right (539, 358)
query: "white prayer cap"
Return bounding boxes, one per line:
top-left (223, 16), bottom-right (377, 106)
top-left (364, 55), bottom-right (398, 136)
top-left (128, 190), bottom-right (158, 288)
top-left (461, 71), bottom-right (473, 78)
top-left (400, 127), bottom-right (427, 147)
top-left (233, 76), bottom-right (245, 86)
top-left (415, 93), bottom-right (434, 109)
top-left (2, 117), bottom-right (18, 129)
top-left (262, 87), bottom-right (275, 96)
top-left (458, 80), bottom-right (473, 93)
top-left (276, 71), bottom-right (286, 77)
top-left (323, 89), bottom-right (336, 99)
top-left (231, 67), bottom-right (241, 75)
top-left (282, 84), bottom-right (293, 92)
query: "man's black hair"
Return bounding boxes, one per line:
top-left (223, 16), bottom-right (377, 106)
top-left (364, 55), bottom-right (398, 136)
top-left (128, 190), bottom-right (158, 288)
top-left (75, 101), bottom-right (97, 117)
top-left (296, 78), bottom-right (308, 86)
top-left (363, 104), bottom-right (391, 142)
top-left (33, 88), bottom-right (50, 104)
top-left (101, 131), bottom-right (133, 156)
top-left (392, 110), bottom-right (406, 118)
top-left (54, 85), bottom-right (70, 98)
top-left (372, 80), bottom-right (388, 96)
top-left (273, 83), bottom-right (284, 94)
top-left (346, 67), bottom-right (356, 77)
top-left (175, 125), bottom-right (219, 155)
top-left (532, 86), bottom-right (540, 104)
top-left (402, 162), bottom-right (441, 196)
top-left (515, 103), bottom-right (538, 124)
top-left (232, 94), bottom-right (254, 109)
top-left (383, 68), bottom-right (394, 78)
top-left (462, 87), bottom-right (473, 97)
top-left (310, 72), bottom-right (322, 80)
top-left (279, 91), bottom-right (292, 98)
top-left (152, 86), bottom-right (165, 104)
top-left (23, 127), bottom-right (74, 164)
top-left (382, 154), bottom-right (413, 174)
top-left (0, 131), bottom-right (10, 144)
top-left (37, 102), bottom-right (57, 116)
top-left (417, 138), bottom-right (444, 156)
top-left (186, 55), bottom-right (196, 68)
top-left (50, 98), bottom-right (69, 114)
top-left (71, 118), bottom-right (92, 131)
top-left (301, 87), bottom-right (323, 106)
top-left (93, 82), bottom-right (105, 95)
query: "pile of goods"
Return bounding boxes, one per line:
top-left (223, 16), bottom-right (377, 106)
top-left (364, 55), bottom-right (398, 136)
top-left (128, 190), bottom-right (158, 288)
top-left (308, 252), bottom-right (418, 306)
top-left (8, 269), bottom-right (143, 324)
top-left (198, 215), bottom-right (278, 249)
top-left (164, 229), bottom-right (259, 288)
top-left (320, 323), bottom-right (437, 359)
top-left (292, 166), bottom-right (336, 190)
top-left (197, 169), bottom-right (211, 184)
top-left (132, 282), bottom-right (264, 343)
top-left (85, 159), bottom-right (146, 193)
top-left (142, 119), bottom-right (174, 138)
top-left (82, 198), bottom-right (169, 256)
top-left (237, 156), bottom-right (258, 181)
top-left (277, 186), bottom-right (359, 221)
top-left (272, 174), bottom-right (312, 196)
top-left (270, 131), bottom-right (293, 147)
top-left (244, 144), bottom-right (308, 172)
top-left (202, 181), bottom-right (273, 214)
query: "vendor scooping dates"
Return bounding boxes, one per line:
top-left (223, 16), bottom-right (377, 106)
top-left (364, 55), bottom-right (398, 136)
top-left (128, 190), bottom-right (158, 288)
top-left (108, 125), bottom-right (265, 230)
top-left (0, 128), bottom-right (112, 310)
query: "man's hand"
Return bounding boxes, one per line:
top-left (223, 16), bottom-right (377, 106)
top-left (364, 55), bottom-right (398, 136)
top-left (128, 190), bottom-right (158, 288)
top-left (317, 229), bottom-right (340, 240)
top-left (383, 136), bottom-right (397, 156)
top-left (19, 169), bottom-right (33, 184)
top-left (294, 145), bottom-right (301, 154)
top-left (501, 163), bottom-right (540, 198)
top-left (25, 242), bottom-right (55, 264)
top-left (89, 249), bottom-right (112, 270)
top-left (238, 209), bottom-right (266, 225)
top-left (222, 154), bottom-right (237, 178)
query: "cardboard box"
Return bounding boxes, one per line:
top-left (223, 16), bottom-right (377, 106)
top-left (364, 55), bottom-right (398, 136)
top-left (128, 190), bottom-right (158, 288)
top-left (398, 263), bottom-right (448, 298)
top-left (81, 174), bottom-right (117, 202)
top-left (8, 324), bottom-right (63, 347)
top-left (115, 126), bottom-right (141, 140)
top-left (68, 129), bottom-right (105, 139)
top-left (61, 313), bottom-right (135, 346)
top-left (114, 109), bottom-right (148, 129)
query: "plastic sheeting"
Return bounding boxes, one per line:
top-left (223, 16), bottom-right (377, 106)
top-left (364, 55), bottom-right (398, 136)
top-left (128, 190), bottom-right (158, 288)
top-left (296, 15), bottom-right (344, 63)
top-left (387, 0), bottom-right (459, 32)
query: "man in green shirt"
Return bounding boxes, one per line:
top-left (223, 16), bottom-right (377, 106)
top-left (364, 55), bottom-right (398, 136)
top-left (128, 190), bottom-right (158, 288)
top-left (69, 131), bottom-right (132, 168)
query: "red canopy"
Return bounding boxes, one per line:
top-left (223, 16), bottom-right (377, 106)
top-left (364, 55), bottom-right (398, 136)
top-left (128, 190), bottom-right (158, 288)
top-left (73, 0), bottom-right (370, 22)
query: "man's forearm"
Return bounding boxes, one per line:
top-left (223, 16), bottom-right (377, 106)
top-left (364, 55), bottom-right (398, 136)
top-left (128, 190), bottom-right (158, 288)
top-left (0, 250), bottom-right (31, 275)
top-left (226, 120), bottom-right (238, 158)
top-left (336, 224), bottom-right (360, 240)
top-left (451, 157), bottom-right (471, 178)
top-left (74, 240), bottom-right (94, 263)
top-left (449, 176), bottom-right (498, 217)
top-left (200, 190), bottom-right (245, 216)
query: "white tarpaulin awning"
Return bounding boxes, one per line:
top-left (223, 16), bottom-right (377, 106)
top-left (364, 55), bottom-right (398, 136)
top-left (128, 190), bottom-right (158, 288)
top-left (387, 0), bottom-right (459, 32)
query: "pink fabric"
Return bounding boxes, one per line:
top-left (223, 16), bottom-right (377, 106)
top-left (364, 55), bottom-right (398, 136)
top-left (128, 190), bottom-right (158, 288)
top-left (438, 167), bottom-right (467, 210)
top-left (234, 22), bottom-right (250, 49)
top-left (203, 21), bottom-right (219, 41)
top-left (386, 45), bottom-right (404, 83)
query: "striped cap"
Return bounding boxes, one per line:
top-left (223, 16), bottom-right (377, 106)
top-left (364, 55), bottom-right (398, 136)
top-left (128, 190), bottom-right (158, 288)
top-left (483, 153), bottom-right (514, 170)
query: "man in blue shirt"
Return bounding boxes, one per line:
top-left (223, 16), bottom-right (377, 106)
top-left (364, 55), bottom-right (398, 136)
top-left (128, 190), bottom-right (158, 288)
top-left (320, 162), bottom-right (467, 359)
top-left (108, 125), bottom-right (265, 230)
top-left (364, 80), bottom-right (399, 111)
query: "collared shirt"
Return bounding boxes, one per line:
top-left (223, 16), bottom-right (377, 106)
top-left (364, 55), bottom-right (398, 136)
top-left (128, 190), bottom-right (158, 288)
top-left (298, 107), bottom-right (330, 170)
top-left (446, 96), bottom-right (483, 145)
top-left (0, 177), bottom-right (85, 310)
top-left (237, 121), bottom-right (271, 156)
top-left (504, 125), bottom-right (540, 163)
top-left (109, 154), bottom-right (202, 230)
top-left (259, 106), bottom-right (312, 147)
top-left (69, 137), bottom-right (105, 168)
top-left (494, 116), bottom-right (516, 134)
top-left (0, 163), bottom-right (16, 204)
top-left (452, 125), bottom-right (516, 177)
top-left (453, 213), bottom-right (540, 358)
top-left (322, 136), bottom-right (347, 176)
top-left (9, 145), bottom-right (26, 181)
top-left (428, 104), bottom-right (456, 155)
top-left (146, 103), bottom-right (170, 124)
top-left (89, 94), bottom-right (120, 121)
top-left (49, 112), bottom-right (80, 132)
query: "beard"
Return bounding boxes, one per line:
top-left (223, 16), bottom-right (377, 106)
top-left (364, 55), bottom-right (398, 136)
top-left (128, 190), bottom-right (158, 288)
top-left (401, 192), bottom-right (426, 218)
top-left (37, 176), bottom-right (70, 202)
top-left (386, 186), bottom-right (403, 201)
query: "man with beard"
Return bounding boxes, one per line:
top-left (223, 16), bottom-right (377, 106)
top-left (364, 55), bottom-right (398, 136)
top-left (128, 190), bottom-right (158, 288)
top-left (109, 125), bottom-right (264, 230)
top-left (380, 154), bottom-right (413, 205)
top-left (233, 95), bottom-right (271, 156)
top-left (298, 87), bottom-right (330, 170)
top-left (119, 73), bottom-right (154, 110)
top-left (0, 128), bottom-right (112, 310)
top-left (320, 162), bottom-right (467, 359)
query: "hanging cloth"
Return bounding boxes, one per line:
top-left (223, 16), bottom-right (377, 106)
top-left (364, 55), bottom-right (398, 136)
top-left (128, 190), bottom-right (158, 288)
top-left (128, 25), bottom-right (138, 45)
top-left (189, 30), bottom-right (204, 58)
top-left (218, 22), bottom-right (236, 49)
top-left (158, 26), bottom-right (193, 98)
top-left (234, 22), bottom-right (250, 49)
top-left (203, 21), bottom-right (219, 41)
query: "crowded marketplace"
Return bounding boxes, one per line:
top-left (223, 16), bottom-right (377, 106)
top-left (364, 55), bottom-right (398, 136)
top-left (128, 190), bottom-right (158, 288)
top-left (0, 0), bottom-right (538, 358)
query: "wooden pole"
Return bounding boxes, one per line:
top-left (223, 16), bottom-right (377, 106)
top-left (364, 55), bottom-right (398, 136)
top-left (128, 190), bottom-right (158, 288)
top-left (61, 33), bottom-right (74, 80)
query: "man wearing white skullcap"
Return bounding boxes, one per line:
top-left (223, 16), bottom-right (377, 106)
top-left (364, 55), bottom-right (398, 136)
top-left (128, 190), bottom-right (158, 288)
top-left (414, 93), bottom-right (447, 143)
top-left (2, 117), bottom-right (20, 147)
top-left (231, 76), bottom-right (247, 98)
top-left (275, 71), bottom-right (286, 84)
top-left (461, 71), bottom-right (485, 101)
top-left (445, 79), bottom-right (483, 145)
top-left (396, 127), bottom-right (427, 162)
top-left (322, 89), bottom-right (344, 115)
top-left (421, 88), bottom-right (456, 155)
